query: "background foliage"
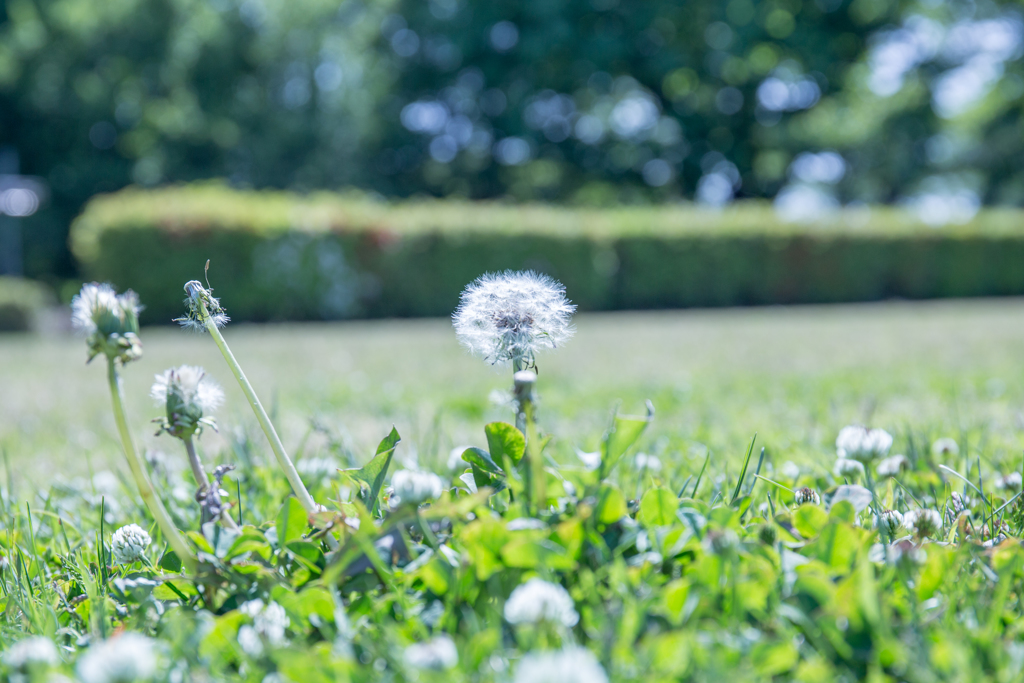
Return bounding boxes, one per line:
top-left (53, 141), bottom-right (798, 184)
top-left (2, 0), bottom-right (1023, 282)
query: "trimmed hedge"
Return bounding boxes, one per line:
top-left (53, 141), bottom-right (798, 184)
top-left (0, 276), bottom-right (54, 331)
top-left (71, 183), bottom-right (1024, 324)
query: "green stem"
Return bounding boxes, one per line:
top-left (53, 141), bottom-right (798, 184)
top-left (182, 436), bottom-right (209, 491)
top-left (198, 299), bottom-right (317, 514)
top-left (106, 359), bottom-right (198, 574)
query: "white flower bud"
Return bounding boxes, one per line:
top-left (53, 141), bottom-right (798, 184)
top-left (875, 509), bottom-right (904, 535)
top-left (795, 487), bottom-right (820, 506)
top-left (904, 509), bottom-right (943, 538)
top-left (391, 470), bottom-right (444, 506)
top-left (834, 458), bottom-right (865, 478)
top-left (76, 633), bottom-right (157, 683)
top-left (876, 454), bottom-right (908, 477)
top-left (513, 647), bottom-right (608, 683)
top-left (3, 636), bottom-right (59, 670)
top-left (404, 635), bottom-right (459, 671)
top-left (504, 578), bottom-right (579, 627)
top-left (836, 425), bottom-right (893, 463)
top-left (110, 524), bottom-right (151, 564)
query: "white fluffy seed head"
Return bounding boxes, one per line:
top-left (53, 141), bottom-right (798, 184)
top-left (76, 633), bottom-right (157, 683)
top-left (391, 470), bottom-right (444, 506)
top-left (836, 425), bottom-right (893, 463)
top-left (3, 636), bottom-right (59, 669)
top-left (176, 280), bottom-right (230, 333)
top-left (931, 438), bottom-right (959, 458)
top-left (453, 270), bottom-right (575, 369)
top-left (71, 283), bottom-right (143, 363)
top-left (905, 508), bottom-right (943, 538)
top-left (110, 524), bottom-right (151, 564)
top-left (513, 647), bottom-right (608, 683)
top-left (151, 365), bottom-right (223, 439)
top-left (404, 635), bottom-right (459, 671)
top-left (504, 578), bottom-right (579, 627)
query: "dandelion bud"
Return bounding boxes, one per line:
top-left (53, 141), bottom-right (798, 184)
top-left (176, 280), bottom-right (229, 332)
top-left (504, 578), bottom-right (579, 627)
top-left (836, 425), bottom-right (893, 463)
top-left (151, 365), bottom-right (224, 439)
top-left (110, 524), bottom-right (151, 564)
top-left (795, 487), bottom-right (820, 506)
top-left (904, 508), bottom-right (942, 539)
top-left (71, 283), bottom-right (143, 364)
top-left (391, 470), bottom-right (444, 507)
top-left (453, 270), bottom-right (575, 370)
top-left (405, 635), bottom-right (459, 671)
top-left (875, 509), bottom-right (904, 536)
top-left (931, 438), bottom-right (959, 459)
top-left (876, 454), bottom-right (908, 478)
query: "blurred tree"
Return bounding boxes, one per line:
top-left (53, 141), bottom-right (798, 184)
top-left (1, 0), bottom-right (1021, 281)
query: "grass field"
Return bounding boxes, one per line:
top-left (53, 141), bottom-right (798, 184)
top-left (4, 298), bottom-right (1024, 487)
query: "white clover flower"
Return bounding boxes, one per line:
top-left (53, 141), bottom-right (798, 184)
top-left (996, 472), bottom-right (1023, 492)
top-left (238, 599), bottom-right (289, 650)
top-left (834, 458), bottom-right (865, 478)
top-left (71, 283), bottom-right (143, 363)
top-left (904, 509), bottom-right (943, 538)
top-left (876, 454), bottom-right (908, 478)
top-left (404, 635), bottom-right (459, 671)
top-left (931, 438), bottom-right (959, 458)
top-left (635, 453), bottom-right (663, 472)
top-left (794, 487), bottom-right (820, 506)
top-left (779, 461), bottom-right (801, 480)
top-left (513, 647), bottom-right (608, 683)
top-left (76, 633), bottom-right (157, 683)
top-left (111, 524), bottom-right (151, 564)
top-left (836, 425), bottom-right (893, 463)
top-left (237, 625), bottom-right (263, 657)
top-left (296, 456), bottom-right (341, 480)
top-left (504, 578), bottom-right (579, 627)
top-left (391, 470), bottom-right (444, 506)
top-left (874, 509), bottom-right (904, 536)
top-left (3, 636), bottom-right (59, 669)
top-left (948, 491), bottom-right (970, 516)
top-left (452, 270), bottom-right (575, 369)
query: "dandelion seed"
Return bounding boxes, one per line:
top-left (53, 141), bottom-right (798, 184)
top-left (176, 280), bottom-right (230, 332)
top-left (836, 425), bottom-right (893, 463)
top-left (391, 470), bottom-right (444, 506)
top-left (513, 647), bottom-right (608, 683)
top-left (110, 524), bottom-right (151, 564)
top-left (931, 438), bottom-right (959, 459)
top-left (3, 636), bottom-right (59, 670)
top-left (404, 635), bottom-right (459, 671)
top-left (452, 270), bottom-right (575, 369)
top-left (875, 509), bottom-right (904, 536)
top-left (876, 454), bottom-right (908, 478)
top-left (996, 472), bottom-right (1023, 492)
top-left (795, 487), bottom-right (820, 506)
top-left (504, 577), bottom-right (579, 627)
top-left (76, 633), bottom-right (157, 683)
top-left (71, 283), bottom-right (143, 364)
top-left (904, 508), bottom-right (942, 538)
top-left (834, 458), bottom-right (865, 478)
top-left (151, 365), bottom-right (224, 439)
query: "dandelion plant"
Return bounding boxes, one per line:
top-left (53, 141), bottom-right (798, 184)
top-left (71, 283), bottom-right (198, 572)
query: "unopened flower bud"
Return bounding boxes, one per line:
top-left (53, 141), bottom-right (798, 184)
top-left (795, 487), bottom-right (820, 506)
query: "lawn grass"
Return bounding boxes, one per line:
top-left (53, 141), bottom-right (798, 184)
top-left (4, 298), bottom-right (1024, 489)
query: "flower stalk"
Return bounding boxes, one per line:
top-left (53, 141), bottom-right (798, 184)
top-left (106, 359), bottom-right (198, 573)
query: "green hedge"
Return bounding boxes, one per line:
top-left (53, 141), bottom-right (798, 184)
top-left (0, 277), bottom-right (54, 331)
top-left (70, 183), bottom-right (1024, 324)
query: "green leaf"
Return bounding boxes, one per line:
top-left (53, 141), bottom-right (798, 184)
top-left (341, 426), bottom-right (401, 513)
top-left (802, 522), bottom-right (870, 570)
top-left (462, 447), bottom-right (504, 475)
top-left (600, 401), bottom-right (654, 477)
top-left (285, 540), bottom-right (326, 574)
top-left (752, 641), bottom-right (799, 676)
top-left (159, 550), bottom-right (182, 573)
top-left (639, 487), bottom-right (678, 527)
top-left (484, 422), bottom-right (525, 469)
top-left (596, 484), bottom-right (628, 525)
top-left (828, 500), bottom-right (856, 524)
top-left (793, 504), bottom-right (829, 538)
top-left (276, 497), bottom-right (308, 547)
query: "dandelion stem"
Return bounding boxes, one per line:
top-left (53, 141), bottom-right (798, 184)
top-left (195, 298), bottom-right (318, 514)
top-left (106, 359), bottom-right (198, 574)
top-left (182, 436), bottom-right (209, 492)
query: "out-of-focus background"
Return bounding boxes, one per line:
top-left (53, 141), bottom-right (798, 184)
top-left (3, 0), bottom-right (1024, 474)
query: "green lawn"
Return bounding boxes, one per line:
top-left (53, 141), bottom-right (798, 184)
top-left (3, 298), bottom-right (1024, 487)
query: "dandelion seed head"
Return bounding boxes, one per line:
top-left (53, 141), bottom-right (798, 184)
top-left (110, 524), bottom-right (151, 564)
top-left (905, 508), bottom-right (942, 538)
top-left (3, 636), bottom-right (59, 670)
top-left (71, 283), bottom-right (143, 363)
top-left (453, 271), bottom-right (575, 368)
top-left (504, 577), bottom-right (579, 627)
top-left (151, 366), bottom-right (223, 439)
top-left (795, 487), bottom-right (820, 506)
top-left (836, 425), bottom-right (893, 463)
top-left (76, 633), bottom-right (157, 683)
top-left (176, 280), bottom-right (230, 333)
top-left (391, 470), bottom-right (444, 506)
top-left (404, 635), bottom-right (459, 671)
top-left (513, 647), bottom-right (608, 683)
top-left (931, 437), bottom-right (960, 459)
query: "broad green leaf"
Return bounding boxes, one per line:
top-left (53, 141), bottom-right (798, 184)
top-left (752, 641), bottom-right (799, 676)
top-left (600, 401), bottom-right (654, 476)
top-left (186, 530), bottom-right (215, 554)
top-left (462, 447), bottom-right (504, 475)
top-left (500, 536), bottom-right (573, 570)
top-left (276, 497), bottom-right (308, 547)
top-left (341, 426), bottom-right (401, 513)
top-left (159, 550), bottom-right (182, 573)
top-left (663, 579), bottom-right (690, 621)
top-left (639, 487), bottom-right (678, 527)
top-left (793, 504), bottom-right (829, 538)
top-left (828, 500), bottom-right (856, 524)
top-left (596, 484), bottom-right (628, 525)
top-left (484, 422), bottom-right (525, 469)
top-left (285, 540), bottom-right (326, 574)
top-left (802, 522), bottom-right (870, 570)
